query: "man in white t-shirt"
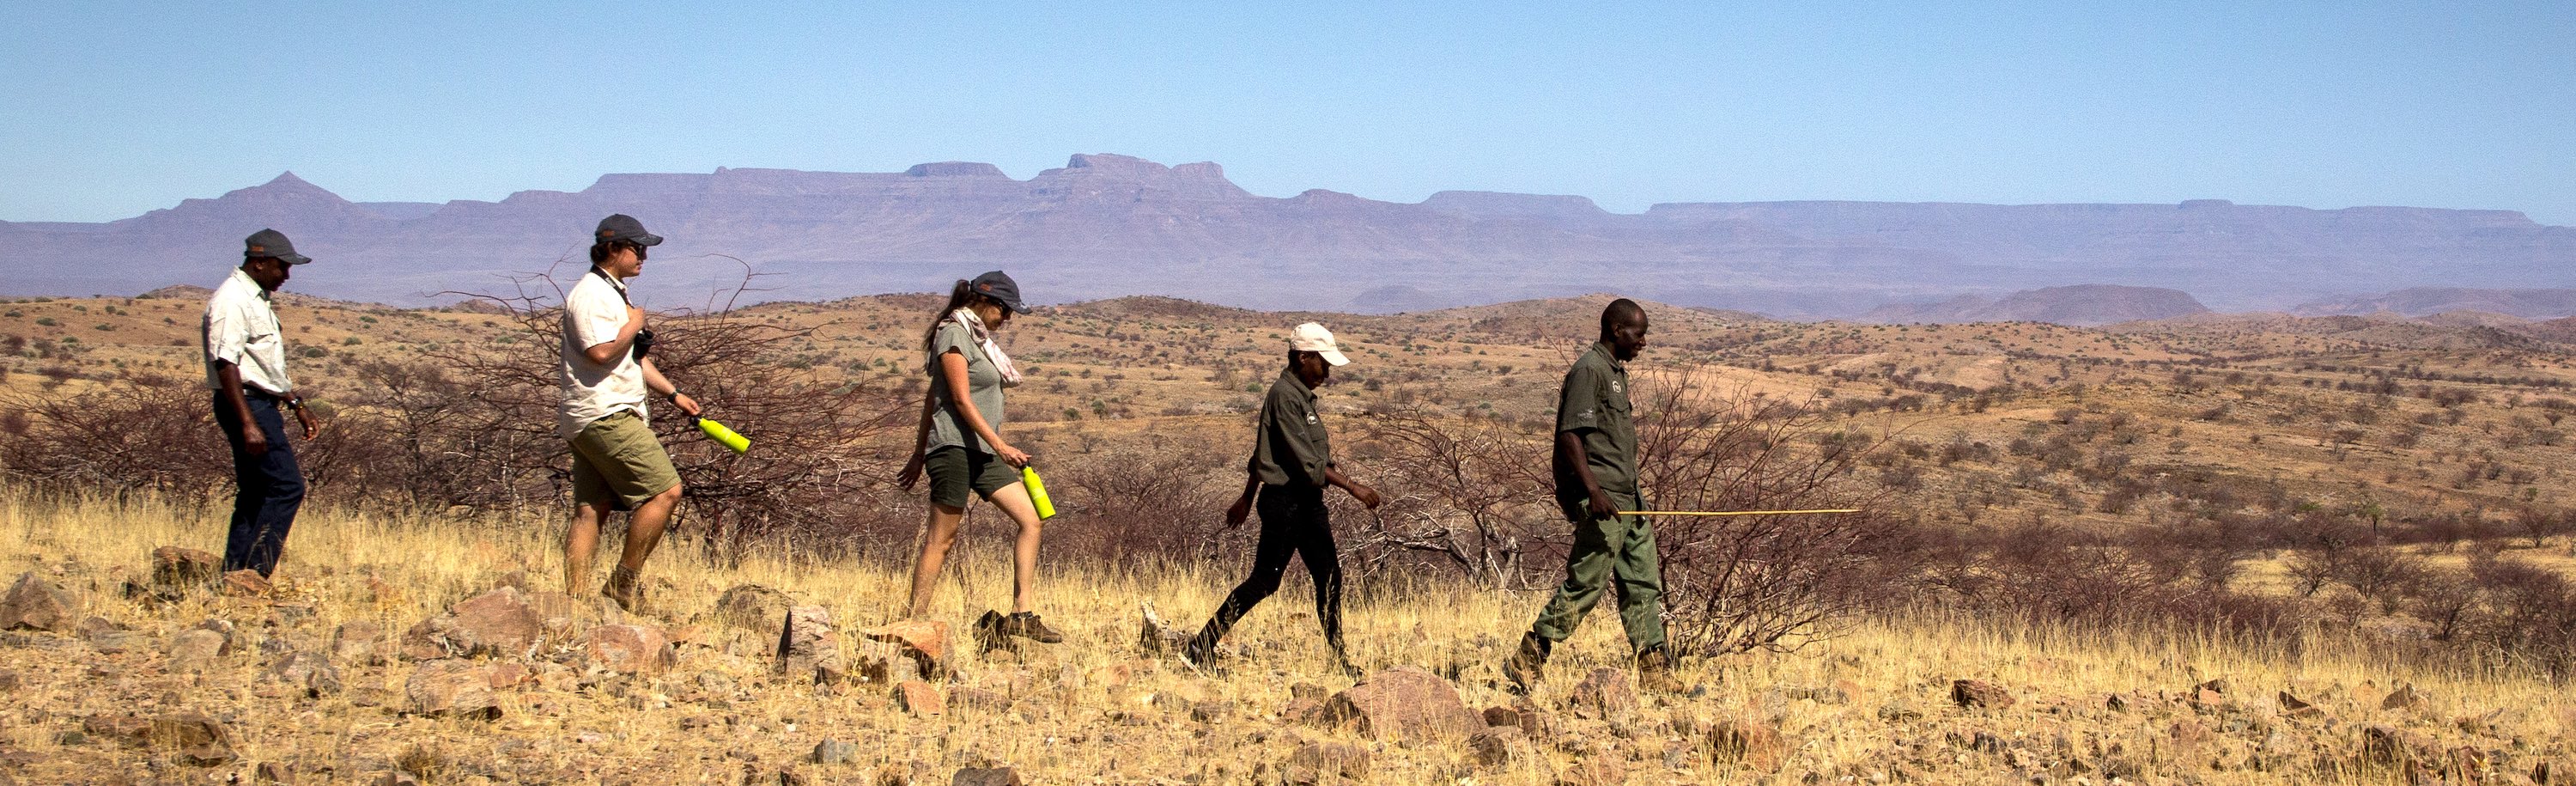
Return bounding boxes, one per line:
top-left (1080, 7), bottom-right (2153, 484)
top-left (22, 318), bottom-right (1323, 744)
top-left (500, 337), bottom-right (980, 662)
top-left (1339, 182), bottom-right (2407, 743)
top-left (560, 214), bottom-right (700, 611)
top-left (204, 228), bottom-right (324, 578)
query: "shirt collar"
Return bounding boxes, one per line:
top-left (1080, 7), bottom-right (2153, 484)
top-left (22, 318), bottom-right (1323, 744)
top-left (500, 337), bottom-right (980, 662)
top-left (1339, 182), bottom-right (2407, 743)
top-left (591, 266), bottom-right (629, 296)
top-left (228, 268), bottom-right (271, 302)
top-left (1590, 341), bottom-right (1625, 373)
top-left (1277, 367), bottom-right (1315, 401)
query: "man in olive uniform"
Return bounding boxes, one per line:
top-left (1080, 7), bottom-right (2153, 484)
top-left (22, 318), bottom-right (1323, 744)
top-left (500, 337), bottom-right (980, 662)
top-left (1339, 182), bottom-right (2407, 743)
top-left (1503, 298), bottom-right (1681, 693)
top-left (204, 228), bottom-right (323, 578)
top-left (1184, 322), bottom-right (1382, 678)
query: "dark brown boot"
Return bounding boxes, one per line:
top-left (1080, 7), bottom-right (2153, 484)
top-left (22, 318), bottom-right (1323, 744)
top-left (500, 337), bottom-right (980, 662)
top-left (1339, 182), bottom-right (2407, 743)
top-left (601, 564), bottom-right (641, 612)
top-left (1502, 632), bottom-right (1551, 694)
top-left (1637, 644), bottom-right (1684, 693)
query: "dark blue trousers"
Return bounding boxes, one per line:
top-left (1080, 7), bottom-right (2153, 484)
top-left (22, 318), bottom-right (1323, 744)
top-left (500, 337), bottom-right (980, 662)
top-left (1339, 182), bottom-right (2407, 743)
top-left (211, 393), bottom-right (305, 577)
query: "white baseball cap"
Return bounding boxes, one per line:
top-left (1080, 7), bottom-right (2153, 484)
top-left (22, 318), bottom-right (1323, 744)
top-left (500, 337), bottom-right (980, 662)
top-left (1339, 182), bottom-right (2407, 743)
top-left (1290, 322), bottom-right (1351, 366)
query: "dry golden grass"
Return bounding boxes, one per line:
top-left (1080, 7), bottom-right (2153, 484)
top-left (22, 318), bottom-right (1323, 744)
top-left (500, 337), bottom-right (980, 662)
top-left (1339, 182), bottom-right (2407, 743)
top-left (5, 489), bottom-right (2573, 784)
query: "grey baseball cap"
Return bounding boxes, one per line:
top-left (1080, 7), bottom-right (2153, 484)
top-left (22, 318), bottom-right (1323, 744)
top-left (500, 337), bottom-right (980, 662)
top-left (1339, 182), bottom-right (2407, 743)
top-left (971, 271), bottom-right (1031, 314)
top-left (243, 228), bottom-right (312, 265)
top-left (593, 214), bottom-right (663, 247)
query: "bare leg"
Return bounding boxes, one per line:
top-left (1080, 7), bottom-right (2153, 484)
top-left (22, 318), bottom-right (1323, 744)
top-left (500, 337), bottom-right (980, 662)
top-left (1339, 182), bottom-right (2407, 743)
top-left (907, 503), bottom-right (969, 618)
top-left (619, 483), bottom-right (683, 570)
top-left (986, 483), bottom-right (1046, 614)
top-left (565, 503), bottom-right (605, 594)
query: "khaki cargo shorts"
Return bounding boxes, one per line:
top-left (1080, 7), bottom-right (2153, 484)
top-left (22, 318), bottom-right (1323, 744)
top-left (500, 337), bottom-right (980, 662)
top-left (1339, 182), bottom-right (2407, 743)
top-left (570, 410), bottom-right (680, 511)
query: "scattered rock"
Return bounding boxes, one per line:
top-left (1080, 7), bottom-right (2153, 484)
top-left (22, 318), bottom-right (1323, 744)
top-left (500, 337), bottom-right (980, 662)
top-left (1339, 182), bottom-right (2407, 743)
top-left (2365, 724), bottom-right (2433, 767)
top-left (2281, 690), bottom-right (2322, 717)
top-left (1483, 705), bottom-right (1522, 728)
top-left (586, 624), bottom-right (675, 674)
top-left (262, 650), bottom-right (344, 698)
top-left (1952, 679), bottom-right (2014, 710)
top-left (777, 606), bottom-right (847, 685)
top-left (1290, 681), bottom-right (1327, 701)
top-left (2105, 693), bottom-right (2130, 712)
top-left (1710, 718), bottom-right (1788, 771)
top-left (403, 588), bottom-right (541, 660)
top-left (1567, 667), bottom-right (1638, 720)
top-left (404, 660), bottom-right (500, 719)
top-left (1188, 700), bottom-right (1233, 722)
top-left (150, 547), bottom-right (222, 587)
top-left (861, 620), bottom-right (954, 679)
top-left (1554, 752), bottom-right (1626, 786)
top-left (255, 761), bottom-right (295, 783)
top-left (0, 571), bottom-right (78, 631)
top-left (0, 669), bottom-right (20, 692)
top-left (714, 584), bottom-right (794, 644)
top-left (332, 620), bottom-right (385, 666)
top-left (1877, 701), bottom-right (1923, 722)
top-left (153, 712), bottom-right (238, 765)
top-left (1467, 727), bottom-right (1516, 766)
top-left (895, 679), bottom-right (945, 717)
top-left (810, 739), bottom-right (857, 765)
top-left (1136, 602), bottom-right (1188, 656)
top-left (1321, 665), bottom-right (1480, 740)
top-left (1281, 698), bottom-right (1327, 725)
top-left (860, 639), bottom-right (919, 684)
top-left (2198, 677), bottom-right (2230, 695)
top-left (1283, 742), bottom-right (1370, 785)
top-left (221, 570), bottom-right (272, 597)
top-left (2383, 684), bottom-right (2423, 710)
top-left (952, 766), bottom-right (1024, 786)
top-left (87, 624), bottom-right (148, 654)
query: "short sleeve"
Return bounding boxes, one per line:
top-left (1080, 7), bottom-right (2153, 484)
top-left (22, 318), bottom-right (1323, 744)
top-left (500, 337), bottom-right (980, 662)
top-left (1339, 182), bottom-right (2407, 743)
top-left (1556, 363), bottom-right (1606, 434)
top-left (204, 302), bottom-right (249, 365)
top-left (569, 286), bottom-right (629, 352)
top-left (929, 322), bottom-right (973, 363)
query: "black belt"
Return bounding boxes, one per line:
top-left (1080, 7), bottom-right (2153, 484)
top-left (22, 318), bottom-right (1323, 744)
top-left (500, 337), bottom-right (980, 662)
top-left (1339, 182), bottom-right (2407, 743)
top-left (244, 388), bottom-right (288, 402)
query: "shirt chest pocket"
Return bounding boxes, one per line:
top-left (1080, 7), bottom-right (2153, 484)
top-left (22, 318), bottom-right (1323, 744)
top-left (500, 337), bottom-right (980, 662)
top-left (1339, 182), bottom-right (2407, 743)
top-left (1600, 384), bottom-right (1632, 418)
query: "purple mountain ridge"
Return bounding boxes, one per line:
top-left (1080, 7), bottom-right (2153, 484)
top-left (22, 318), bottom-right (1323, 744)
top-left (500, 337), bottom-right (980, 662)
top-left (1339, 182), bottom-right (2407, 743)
top-left (3, 155), bottom-right (2567, 318)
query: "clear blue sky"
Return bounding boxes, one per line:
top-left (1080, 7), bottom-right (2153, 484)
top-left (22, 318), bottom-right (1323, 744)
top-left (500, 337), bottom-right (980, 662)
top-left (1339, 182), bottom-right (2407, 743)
top-left (4, 1), bottom-right (2571, 224)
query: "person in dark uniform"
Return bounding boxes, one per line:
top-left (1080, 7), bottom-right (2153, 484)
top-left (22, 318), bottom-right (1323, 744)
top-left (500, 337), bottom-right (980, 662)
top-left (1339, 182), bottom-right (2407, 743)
top-left (203, 228), bottom-right (323, 578)
top-left (1183, 322), bottom-right (1382, 679)
top-left (1502, 298), bottom-right (1681, 694)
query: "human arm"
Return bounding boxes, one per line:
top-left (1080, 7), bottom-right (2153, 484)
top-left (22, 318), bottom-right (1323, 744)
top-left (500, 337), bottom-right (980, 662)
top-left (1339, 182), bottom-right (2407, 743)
top-left (1224, 457), bottom-right (1260, 527)
top-left (897, 381), bottom-right (937, 490)
top-left (213, 360), bottom-right (266, 456)
top-left (579, 305), bottom-right (646, 368)
top-left (1558, 430), bottom-right (1615, 520)
top-left (1325, 465), bottom-right (1381, 509)
top-left (939, 349), bottom-right (1028, 467)
top-left (636, 356), bottom-right (702, 417)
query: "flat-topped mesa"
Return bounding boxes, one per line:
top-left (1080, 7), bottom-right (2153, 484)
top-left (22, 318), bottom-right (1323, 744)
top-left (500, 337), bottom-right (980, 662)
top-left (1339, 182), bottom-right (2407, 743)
top-left (1420, 191), bottom-right (1612, 221)
top-left (1031, 154), bottom-right (1250, 201)
top-left (904, 161), bottom-right (1008, 178)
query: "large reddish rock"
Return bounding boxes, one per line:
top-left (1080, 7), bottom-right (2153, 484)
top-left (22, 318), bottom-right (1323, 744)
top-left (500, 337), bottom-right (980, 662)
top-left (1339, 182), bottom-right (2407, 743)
top-left (861, 619), bottom-right (953, 679)
top-left (586, 625), bottom-right (675, 674)
top-left (777, 606), bottom-right (847, 684)
top-left (1566, 667), bottom-right (1637, 720)
top-left (404, 661), bottom-right (500, 719)
top-left (151, 547), bottom-right (222, 587)
top-left (403, 588), bottom-right (541, 660)
top-left (894, 679), bottom-right (945, 718)
top-left (1321, 666), bottom-right (1480, 740)
top-left (0, 571), bottom-right (77, 631)
top-left (1709, 718), bottom-right (1789, 772)
top-left (1952, 679), bottom-right (2014, 710)
top-left (714, 584), bottom-right (794, 645)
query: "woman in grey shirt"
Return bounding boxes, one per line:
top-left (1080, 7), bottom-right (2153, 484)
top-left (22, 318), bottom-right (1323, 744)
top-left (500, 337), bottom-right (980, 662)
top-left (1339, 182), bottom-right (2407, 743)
top-left (896, 271), bottom-right (1061, 643)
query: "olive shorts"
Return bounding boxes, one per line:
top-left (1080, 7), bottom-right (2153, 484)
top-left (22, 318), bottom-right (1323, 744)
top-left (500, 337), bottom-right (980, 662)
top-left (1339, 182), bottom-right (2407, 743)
top-left (926, 445), bottom-right (1020, 509)
top-left (571, 410), bottom-right (681, 512)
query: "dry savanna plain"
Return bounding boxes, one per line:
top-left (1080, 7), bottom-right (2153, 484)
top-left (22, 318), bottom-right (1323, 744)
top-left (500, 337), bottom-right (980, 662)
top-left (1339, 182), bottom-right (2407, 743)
top-left (2, 283), bottom-right (2575, 785)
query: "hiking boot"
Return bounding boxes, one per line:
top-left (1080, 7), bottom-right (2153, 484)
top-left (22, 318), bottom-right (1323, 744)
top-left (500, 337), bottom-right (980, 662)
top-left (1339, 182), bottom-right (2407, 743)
top-left (997, 611), bottom-right (1064, 644)
top-left (1502, 632), bottom-right (1552, 694)
top-left (1333, 652), bottom-right (1365, 680)
top-left (972, 610), bottom-right (1013, 653)
top-left (1637, 644), bottom-right (1684, 694)
top-left (600, 565), bottom-right (642, 613)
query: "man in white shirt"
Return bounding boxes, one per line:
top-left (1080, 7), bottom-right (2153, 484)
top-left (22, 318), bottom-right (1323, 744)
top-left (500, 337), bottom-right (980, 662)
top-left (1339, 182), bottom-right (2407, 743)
top-left (561, 214), bottom-right (700, 612)
top-left (204, 228), bottom-right (323, 578)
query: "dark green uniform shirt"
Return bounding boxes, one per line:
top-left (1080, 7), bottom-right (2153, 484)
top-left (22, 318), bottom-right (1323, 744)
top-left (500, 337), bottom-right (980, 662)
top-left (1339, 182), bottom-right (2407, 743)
top-left (1252, 369), bottom-right (1334, 487)
top-left (1553, 342), bottom-right (1637, 512)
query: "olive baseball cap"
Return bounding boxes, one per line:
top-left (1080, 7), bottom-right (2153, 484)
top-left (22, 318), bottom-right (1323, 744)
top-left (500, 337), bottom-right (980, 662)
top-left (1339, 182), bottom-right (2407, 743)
top-left (971, 271), bottom-right (1032, 314)
top-left (594, 214), bottom-right (663, 247)
top-left (1291, 322), bottom-right (1351, 366)
top-left (242, 228), bottom-right (312, 265)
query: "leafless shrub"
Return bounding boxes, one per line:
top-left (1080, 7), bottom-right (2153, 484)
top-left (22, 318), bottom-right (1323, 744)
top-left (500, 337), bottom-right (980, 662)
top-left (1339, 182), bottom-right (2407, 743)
top-left (1345, 413), bottom-right (1555, 586)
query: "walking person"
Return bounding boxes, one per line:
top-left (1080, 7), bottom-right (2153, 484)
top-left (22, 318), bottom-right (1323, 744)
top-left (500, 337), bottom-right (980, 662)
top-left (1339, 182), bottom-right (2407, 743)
top-left (1502, 298), bottom-right (1682, 694)
top-left (204, 228), bottom-right (323, 578)
top-left (1183, 322), bottom-right (1381, 679)
top-left (560, 214), bottom-right (699, 612)
top-left (895, 271), bottom-right (1061, 644)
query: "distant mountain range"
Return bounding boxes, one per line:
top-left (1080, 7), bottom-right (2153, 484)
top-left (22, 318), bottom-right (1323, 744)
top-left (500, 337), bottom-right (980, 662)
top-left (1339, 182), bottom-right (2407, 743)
top-left (2292, 288), bottom-right (2576, 319)
top-left (1860, 285), bottom-right (2211, 326)
top-left (3, 154), bottom-right (2567, 318)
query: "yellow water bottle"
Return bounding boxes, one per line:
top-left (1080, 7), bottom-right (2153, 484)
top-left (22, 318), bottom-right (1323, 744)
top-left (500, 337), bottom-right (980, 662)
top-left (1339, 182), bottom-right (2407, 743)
top-left (695, 417), bottom-right (750, 454)
top-left (1022, 465), bottom-right (1056, 520)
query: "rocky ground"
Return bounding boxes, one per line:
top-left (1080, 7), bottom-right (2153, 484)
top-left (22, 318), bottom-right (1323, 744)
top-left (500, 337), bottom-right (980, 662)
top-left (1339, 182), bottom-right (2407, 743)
top-left (1, 527), bottom-right (2573, 785)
